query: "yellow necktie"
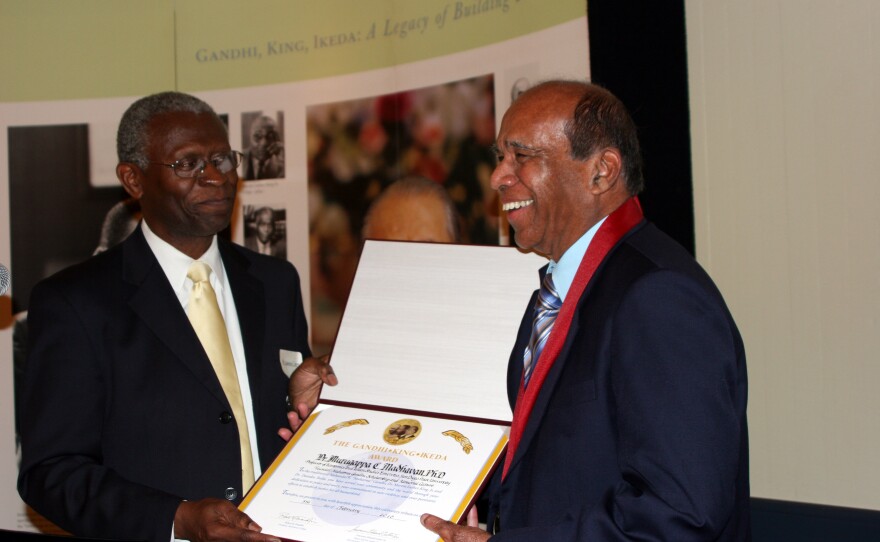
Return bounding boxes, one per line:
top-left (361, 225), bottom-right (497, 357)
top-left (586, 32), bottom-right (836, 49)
top-left (186, 261), bottom-right (255, 491)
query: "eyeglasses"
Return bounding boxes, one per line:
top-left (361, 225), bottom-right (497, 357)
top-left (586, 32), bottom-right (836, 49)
top-left (149, 150), bottom-right (243, 179)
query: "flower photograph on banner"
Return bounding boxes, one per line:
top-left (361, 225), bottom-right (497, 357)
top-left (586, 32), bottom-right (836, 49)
top-left (306, 74), bottom-right (499, 353)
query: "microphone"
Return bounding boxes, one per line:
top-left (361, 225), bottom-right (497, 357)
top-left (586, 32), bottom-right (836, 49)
top-left (0, 263), bottom-right (9, 296)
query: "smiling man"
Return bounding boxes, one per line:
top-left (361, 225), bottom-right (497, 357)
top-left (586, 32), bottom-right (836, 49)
top-left (18, 92), bottom-right (334, 542)
top-left (420, 81), bottom-right (750, 541)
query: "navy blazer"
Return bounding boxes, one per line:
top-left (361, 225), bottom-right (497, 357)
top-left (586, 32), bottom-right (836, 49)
top-left (18, 226), bottom-right (311, 542)
top-left (488, 222), bottom-right (750, 541)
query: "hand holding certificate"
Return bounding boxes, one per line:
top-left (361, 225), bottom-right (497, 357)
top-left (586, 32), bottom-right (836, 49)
top-left (243, 242), bottom-right (540, 541)
top-left (241, 403), bottom-right (508, 542)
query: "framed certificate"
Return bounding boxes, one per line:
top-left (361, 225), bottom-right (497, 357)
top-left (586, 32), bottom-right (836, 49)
top-left (240, 401), bottom-right (509, 542)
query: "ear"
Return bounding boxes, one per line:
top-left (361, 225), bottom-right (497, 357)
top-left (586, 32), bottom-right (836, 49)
top-left (587, 148), bottom-right (623, 195)
top-left (117, 162), bottom-right (144, 200)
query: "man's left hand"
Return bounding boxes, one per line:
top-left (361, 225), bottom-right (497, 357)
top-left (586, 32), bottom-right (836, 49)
top-left (420, 507), bottom-right (490, 542)
top-left (278, 355), bottom-right (337, 440)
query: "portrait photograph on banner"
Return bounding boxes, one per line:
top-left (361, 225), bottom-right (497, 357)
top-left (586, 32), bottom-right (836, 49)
top-left (243, 204), bottom-right (288, 260)
top-left (241, 110), bottom-right (286, 181)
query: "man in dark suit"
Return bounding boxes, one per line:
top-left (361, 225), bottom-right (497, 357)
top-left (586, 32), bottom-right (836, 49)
top-left (421, 81), bottom-right (750, 540)
top-left (18, 92), bottom-right (334, 542)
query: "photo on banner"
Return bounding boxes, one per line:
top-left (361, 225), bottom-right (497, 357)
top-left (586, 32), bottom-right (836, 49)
top-left (306, 74), bottom-right (499, 353)
top-left (243, 204), bottom-right (288, 260)
top-left (241, 110), bottom-right (286, 181)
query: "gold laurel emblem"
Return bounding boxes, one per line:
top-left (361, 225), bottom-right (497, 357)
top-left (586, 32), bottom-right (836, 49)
top-left (442, 430), bottom-right (474, 454)
top-left (323, 418), bottom-right (369, 435)
top-left (383, 418), bottom-right (422, 445)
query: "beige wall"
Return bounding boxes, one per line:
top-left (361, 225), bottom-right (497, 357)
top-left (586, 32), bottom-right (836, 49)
top-left (686, 1), bottom-right (880, 509)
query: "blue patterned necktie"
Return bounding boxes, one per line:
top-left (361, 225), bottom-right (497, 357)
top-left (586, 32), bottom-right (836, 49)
top-left (522, 272), bottom-right (562, 387)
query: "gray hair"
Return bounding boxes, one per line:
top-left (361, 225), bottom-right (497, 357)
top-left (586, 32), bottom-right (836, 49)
top-left (516, 80), bottom-right (645, 195)
top-left (117, 91), bottom-right (217, 169)
top-left (363, 176), bottom-right (460, 242)
top-left (565, 82), bottom-right (644, 194)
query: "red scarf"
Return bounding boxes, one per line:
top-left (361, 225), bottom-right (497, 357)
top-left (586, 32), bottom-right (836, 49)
top-left (502, 196), bottom-right (644, 479)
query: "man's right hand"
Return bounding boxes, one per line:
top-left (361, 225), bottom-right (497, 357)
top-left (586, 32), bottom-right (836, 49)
top-left (421, 507), bottom-right (490, 542)
top-left (174, 498), bottom-right (280, 542)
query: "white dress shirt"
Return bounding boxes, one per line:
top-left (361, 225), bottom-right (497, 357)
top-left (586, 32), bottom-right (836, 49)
top-left (141, 220), bottom-right (263, 477)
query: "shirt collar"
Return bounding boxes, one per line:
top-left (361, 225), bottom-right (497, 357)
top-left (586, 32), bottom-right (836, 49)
top-left (140, 219), bottom-right (224, 293)
top-left (547, 216), bottom-right (607, 301)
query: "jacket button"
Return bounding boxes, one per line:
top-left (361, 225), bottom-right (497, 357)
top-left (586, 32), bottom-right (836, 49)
top-left (225, 487), bottom-right (238, 501)
top-left (219, 411), bottom-right (233, 424)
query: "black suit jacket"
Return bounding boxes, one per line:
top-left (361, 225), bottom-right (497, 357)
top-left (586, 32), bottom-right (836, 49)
top-left (488, 222), bottom-right (750, 541)
top-left (18, 227), bottom-right (311, 542)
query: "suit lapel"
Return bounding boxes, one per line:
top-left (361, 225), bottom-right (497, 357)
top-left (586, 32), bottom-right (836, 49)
top-left (507, 301), bottom-right (584, 474)
top-left (504, 222), bottom-right (646, 480)
top-left (122, 227), bottom-right (230, 406)
top-left (504, 267), bottom-right (592, 479)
